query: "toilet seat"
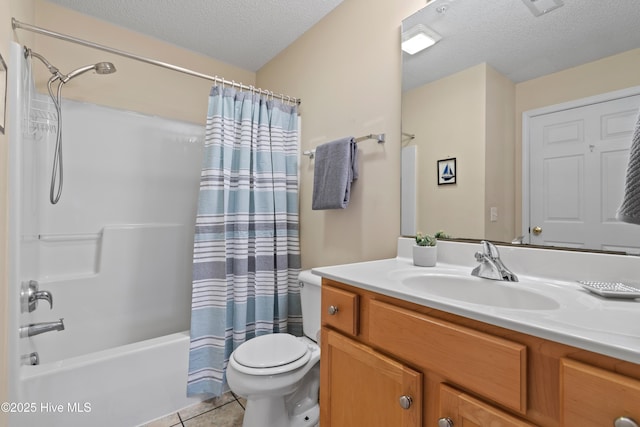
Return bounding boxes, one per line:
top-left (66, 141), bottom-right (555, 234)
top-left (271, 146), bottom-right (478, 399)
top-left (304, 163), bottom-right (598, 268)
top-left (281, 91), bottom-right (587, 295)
top-left (230, 333), bottom-right (311, 376)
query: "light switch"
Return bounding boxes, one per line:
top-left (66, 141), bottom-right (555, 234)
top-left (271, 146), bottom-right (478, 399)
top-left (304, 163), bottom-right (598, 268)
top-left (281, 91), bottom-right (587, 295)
top-left (490, 207), bottom-right (498, 222)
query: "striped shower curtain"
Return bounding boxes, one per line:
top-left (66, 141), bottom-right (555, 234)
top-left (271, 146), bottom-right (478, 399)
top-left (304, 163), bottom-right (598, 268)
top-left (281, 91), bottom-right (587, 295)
top-left (187, 86), bottom-right (301, 397)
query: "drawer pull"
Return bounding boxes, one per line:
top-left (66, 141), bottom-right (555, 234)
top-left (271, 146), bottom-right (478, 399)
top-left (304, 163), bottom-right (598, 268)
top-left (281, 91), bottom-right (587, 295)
top-left (438, 417), bottom-right (454, 427)
top-left (398, 395), bottom-right (412, 409)
top-left (328, 305), bottom-right (339, 315)
top-left (615, 417), bottom-right (639, 427)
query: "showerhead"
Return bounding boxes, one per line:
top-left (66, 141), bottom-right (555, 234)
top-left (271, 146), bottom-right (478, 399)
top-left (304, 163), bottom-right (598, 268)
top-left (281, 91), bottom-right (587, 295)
top-left (63, 62), bottom-right (117, 82)
top-left (26, 47), bottom-right (117, 83)
top-left (95, 62), bottom-right (116, 75)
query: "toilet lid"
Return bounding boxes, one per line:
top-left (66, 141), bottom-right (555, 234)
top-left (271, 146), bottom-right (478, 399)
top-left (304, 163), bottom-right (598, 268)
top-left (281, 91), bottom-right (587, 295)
top-left (234, 334), bottom-right (309, 369)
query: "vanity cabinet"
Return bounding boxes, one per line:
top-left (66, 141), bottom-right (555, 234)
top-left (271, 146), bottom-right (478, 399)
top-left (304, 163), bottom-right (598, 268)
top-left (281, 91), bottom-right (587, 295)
top-left (320, 278), bottom-right (640, 427)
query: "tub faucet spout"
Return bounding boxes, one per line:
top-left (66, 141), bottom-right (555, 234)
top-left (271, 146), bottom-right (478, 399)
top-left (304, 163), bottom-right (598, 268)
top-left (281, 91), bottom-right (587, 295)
top-left (19, 318), bottom-right (65, 338)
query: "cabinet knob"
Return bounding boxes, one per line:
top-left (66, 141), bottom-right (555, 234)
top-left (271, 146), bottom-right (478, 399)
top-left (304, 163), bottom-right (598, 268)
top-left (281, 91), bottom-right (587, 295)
top-left (398, 395), bottom-right (412, 409)
top-left (328, 305), bottom-right (339, 315)
top-left (532, 226), bottom-right (542, 235)
top-left (615, 417), bottom-right (639, 427)
top-left (438, 417), bottom-right (454, 427)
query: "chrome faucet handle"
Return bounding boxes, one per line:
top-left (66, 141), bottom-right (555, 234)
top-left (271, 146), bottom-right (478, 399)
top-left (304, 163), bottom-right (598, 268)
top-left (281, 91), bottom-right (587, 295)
top-left (481, 240), bottom-right (501, 259)
top-left (20, 280), bottom-right (53, 313)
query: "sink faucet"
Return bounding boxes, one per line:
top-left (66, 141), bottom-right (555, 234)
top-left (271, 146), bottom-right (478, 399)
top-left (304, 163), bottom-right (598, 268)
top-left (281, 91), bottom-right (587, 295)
top-left (471, 241), bottom-right (518, 282)
top-left (19, 318), bottom-right (65, 338)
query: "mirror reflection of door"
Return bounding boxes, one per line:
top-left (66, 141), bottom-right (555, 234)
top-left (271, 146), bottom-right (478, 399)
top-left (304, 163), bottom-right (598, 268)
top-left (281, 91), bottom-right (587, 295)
top-left (526, 89), bottom-right (640, 254)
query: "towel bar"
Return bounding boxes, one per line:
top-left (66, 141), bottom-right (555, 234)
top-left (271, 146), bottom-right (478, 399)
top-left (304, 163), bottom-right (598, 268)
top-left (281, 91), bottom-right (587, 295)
top-left (303, 133), bottom-right (385, 159)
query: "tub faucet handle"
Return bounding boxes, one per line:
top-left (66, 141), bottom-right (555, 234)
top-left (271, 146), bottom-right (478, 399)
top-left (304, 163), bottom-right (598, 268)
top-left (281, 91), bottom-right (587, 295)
top-left (21, 280), bottom-right (53, 313)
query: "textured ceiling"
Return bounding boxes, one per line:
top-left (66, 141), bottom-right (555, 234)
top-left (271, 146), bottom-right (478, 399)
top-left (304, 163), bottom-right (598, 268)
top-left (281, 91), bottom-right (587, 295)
top-left (46, 0), bottom-right (344, 72)
top-left (403, 0), bottom-right (640, 91)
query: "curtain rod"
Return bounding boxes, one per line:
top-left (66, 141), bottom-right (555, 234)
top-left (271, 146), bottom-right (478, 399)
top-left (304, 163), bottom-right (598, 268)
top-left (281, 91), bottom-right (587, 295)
top-left (11, 18), bottom-right (301, 106)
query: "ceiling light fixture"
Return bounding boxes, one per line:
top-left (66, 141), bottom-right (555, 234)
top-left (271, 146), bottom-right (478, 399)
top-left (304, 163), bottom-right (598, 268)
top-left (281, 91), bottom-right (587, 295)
top-left (401, 24), bottom-right (442, 55)
top-left (521, 0), bottom-right (564, 17)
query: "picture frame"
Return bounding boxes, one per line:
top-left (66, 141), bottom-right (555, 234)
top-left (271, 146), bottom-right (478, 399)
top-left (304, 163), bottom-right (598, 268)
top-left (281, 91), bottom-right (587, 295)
top-left (437, 157), bottom-right (456, 185)
top-left (0, 52), bottom-right (6, 135)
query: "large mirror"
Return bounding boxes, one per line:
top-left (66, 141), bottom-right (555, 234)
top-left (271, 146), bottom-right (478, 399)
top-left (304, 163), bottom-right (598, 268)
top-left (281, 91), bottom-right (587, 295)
top-left (401, 0), bottom-right (640, 254)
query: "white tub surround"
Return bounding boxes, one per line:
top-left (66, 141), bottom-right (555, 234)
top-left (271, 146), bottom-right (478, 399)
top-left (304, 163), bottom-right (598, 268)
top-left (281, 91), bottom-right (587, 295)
top-left (313, 238), bottom-right (640, 364)
top-left (8, 41), bottom-right (205, 427)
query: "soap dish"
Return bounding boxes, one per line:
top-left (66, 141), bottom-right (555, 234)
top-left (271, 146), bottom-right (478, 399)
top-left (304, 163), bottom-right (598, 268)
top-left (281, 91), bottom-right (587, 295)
top-left (578, 280), bottom-right (640, 299)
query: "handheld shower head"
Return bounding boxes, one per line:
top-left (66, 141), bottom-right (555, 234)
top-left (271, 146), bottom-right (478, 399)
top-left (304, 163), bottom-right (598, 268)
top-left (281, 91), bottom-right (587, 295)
top-left (24, 45), bottom-right (118, 205)
top-left (25, 47), bottom-right (117, 84)
top-left (63, 62), bottom-right (116, 82)
top-left (95, 62), bottom-right (116, 75)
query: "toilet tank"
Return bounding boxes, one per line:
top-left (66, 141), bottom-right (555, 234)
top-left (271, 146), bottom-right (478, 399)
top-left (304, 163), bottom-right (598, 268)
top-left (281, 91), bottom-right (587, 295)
top-left (298, 270), bottom-right (322, 341)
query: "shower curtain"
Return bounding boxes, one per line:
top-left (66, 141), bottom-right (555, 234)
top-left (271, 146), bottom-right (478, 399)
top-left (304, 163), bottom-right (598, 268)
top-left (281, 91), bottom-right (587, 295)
top-left (187, 86), bottom-right (301, 397)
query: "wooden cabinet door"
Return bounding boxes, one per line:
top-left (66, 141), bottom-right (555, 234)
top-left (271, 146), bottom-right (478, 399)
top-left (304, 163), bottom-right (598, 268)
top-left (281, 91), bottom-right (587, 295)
top-left (561, 358), bottom-right (640, 427)
top-left (320, 328), bottom-right (422, 427)
top-left (439, 384), bottom-right (537, 427)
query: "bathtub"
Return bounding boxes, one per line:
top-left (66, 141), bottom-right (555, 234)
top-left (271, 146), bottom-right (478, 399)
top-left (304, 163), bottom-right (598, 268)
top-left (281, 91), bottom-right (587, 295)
top-left (12, 331), bottom-right (202, 427)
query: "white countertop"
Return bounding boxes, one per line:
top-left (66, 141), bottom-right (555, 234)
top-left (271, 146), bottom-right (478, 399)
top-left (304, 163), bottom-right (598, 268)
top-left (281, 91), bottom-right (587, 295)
top-left (312, 245), bottom-right (640, 365)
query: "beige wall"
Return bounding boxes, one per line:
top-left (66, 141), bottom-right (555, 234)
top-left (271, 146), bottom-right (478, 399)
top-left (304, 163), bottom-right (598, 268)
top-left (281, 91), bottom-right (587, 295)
top-left (485, 65), bottom-right (515, 242)
top-left (258, 0), bottom-right (424, 269)
top-left (401, 64), bottom-right (486, 240)
top-left (0, 2), bottom-right (9, 418)
top-left (514, 48), bottom-right (640, 233)
top-left (0, 2), bottom-right (10, 423)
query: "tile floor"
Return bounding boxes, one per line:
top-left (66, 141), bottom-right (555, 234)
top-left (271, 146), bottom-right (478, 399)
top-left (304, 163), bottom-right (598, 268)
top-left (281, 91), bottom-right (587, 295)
top-left (142, 392), bottom-right (245, 427)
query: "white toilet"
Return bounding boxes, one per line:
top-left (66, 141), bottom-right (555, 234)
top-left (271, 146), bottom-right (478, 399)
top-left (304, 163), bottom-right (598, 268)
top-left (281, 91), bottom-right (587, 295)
top-left (226, 270), bottom-right (322, 427)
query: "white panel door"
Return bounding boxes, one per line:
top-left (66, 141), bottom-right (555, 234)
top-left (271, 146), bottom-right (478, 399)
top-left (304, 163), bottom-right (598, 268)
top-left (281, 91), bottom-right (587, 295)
top-left (529, 94), bottom-right (640, 253)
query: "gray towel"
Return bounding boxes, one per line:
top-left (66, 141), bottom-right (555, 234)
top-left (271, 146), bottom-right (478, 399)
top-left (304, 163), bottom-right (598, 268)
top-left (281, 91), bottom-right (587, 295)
top-left (312, 137), bottom-right (359, 210)
top-left (617, 111), bottom-right (640, 224)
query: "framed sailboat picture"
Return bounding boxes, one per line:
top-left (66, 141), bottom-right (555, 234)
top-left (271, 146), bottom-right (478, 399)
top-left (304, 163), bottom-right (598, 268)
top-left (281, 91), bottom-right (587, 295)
top-left (437, 158), bottom-right (456, 185)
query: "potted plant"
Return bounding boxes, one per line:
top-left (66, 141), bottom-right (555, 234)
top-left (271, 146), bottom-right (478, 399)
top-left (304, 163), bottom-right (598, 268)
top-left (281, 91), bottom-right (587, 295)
top-left (413, 231), bottom-right (449, 267)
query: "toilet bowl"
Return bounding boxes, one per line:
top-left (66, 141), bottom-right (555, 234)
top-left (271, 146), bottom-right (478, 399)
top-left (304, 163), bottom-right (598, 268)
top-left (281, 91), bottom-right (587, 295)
top-left (226, 270), bottom-right (322, 427)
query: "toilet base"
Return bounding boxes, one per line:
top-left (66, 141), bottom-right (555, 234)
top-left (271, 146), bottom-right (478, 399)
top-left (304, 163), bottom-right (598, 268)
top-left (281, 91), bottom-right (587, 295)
top-left (289, 404), bottom-right (319, 427)
top-left (242, 396), bottom-right (288, 427)
top-left (242, 396), bottom-right (319, 427)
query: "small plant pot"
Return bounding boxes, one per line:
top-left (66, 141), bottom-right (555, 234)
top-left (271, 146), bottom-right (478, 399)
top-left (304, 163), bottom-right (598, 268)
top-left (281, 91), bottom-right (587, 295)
top-left (413, 245), bottom-right (437, 267)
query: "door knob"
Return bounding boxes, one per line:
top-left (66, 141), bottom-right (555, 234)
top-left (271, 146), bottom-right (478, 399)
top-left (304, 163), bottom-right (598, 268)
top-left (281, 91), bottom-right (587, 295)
top-left (398, 395), bottom-right (412, 409)
top-left (438, 417), bottom-right (454, 427)
top-left (615, 417), bottom-right (639, 427)
top-left (532, 226), bottom-right (542, 235)
top-left (328, 305), bottom-right (339, 315)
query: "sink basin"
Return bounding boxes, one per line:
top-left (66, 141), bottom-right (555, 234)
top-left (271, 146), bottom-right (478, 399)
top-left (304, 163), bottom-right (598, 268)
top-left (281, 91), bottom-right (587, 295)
top-left (399, 273), bottom-right (560, 310)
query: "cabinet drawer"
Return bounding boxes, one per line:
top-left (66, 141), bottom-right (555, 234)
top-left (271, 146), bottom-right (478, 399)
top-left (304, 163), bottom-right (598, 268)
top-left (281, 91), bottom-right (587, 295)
top-left (369, 300), bottom-right (526, 413)
top-left (561, 358), bottom-right (640, 427)
top-left (322, 285), bottom-right (359, 336)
